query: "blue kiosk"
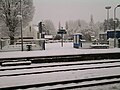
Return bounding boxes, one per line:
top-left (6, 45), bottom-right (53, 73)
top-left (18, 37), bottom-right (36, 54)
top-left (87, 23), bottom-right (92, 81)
top-left (73, 33), bottom-right (82, 48)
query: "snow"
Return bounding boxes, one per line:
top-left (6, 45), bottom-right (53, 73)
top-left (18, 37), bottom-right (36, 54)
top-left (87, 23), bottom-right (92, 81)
top-left (1, 59), bottom-right (119, 70)
top-left (37, 78), bottom-right (120, 89)
top-left (0, 42), bottom-right (120, 59)
top-left (0, 61), bottom-right (120, 77)
top-left (1, 61), bottom-right (31, 66)
top-left (0, 66), bottom-right (120, 89)
top-left (0, 58), bottom-right (120, 89)
top-left (0, 42), bottom-right (120, 89)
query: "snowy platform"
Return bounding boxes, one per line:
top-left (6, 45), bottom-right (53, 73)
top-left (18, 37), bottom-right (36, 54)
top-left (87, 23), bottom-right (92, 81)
top-left (0, 43), bottom-right (120, 61)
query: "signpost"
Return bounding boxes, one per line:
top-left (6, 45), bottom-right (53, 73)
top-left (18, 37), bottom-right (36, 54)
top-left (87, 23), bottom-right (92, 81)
top-left (57, 28), bottom-right (67, 47)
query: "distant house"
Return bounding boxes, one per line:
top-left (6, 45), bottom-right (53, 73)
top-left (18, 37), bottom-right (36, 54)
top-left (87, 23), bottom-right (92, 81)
top-left (14, 23), bottom-right (39, 44)
top-left (23, 23), bottom-right (38, 39)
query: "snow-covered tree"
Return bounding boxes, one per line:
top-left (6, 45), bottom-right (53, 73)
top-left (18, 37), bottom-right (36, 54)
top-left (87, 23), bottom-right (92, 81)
top-left (43, 20), bottom-right (56, 35)
top-left (94, 22), bottom-right (104, 36)
top-left (66, 20), bottom-right (88, 36)
top-left (103, 18), bottom-right (120, 31)
top-left (65, 15), bottom-right (104, 41)
top-left (58, 21), bottom-right (61, 29)
top-left (66, 20), bottom-right (75, 35)
top-left (65, 21), bottom-right (68, 30)
top-left (65, 19), bottom-right (103, 41)
top-left (0, 0), bottom-right (34, 44)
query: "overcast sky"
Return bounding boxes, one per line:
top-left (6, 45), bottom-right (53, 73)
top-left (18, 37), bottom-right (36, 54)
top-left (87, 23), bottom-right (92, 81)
top-left (32, 0), bottom-right (120, 28)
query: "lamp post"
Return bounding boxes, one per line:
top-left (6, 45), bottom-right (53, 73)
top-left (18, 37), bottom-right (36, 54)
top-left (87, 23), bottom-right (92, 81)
top-left (114, 4), bottom-right (120, 48)
top-left (20, 0), bottom-right (23, 51)
top-left (105, 6), bottom-right (111, 30)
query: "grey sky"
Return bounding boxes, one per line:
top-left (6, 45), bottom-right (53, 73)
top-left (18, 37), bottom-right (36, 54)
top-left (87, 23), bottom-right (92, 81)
top-left (32, 0), bottom-right (120, 28)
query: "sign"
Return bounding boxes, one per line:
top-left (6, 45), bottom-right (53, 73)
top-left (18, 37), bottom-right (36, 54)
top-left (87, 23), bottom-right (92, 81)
top-left (57, 29), bottom-right (67, 34)
top-left (57, 29), bottom-right (67, 47)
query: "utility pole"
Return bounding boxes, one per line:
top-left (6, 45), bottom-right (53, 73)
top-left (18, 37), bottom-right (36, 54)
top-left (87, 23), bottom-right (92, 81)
top-left (114, 5), bottom-right (120, 47)
top-left (20, 0), bottom-right (23, 51)
top-left (105, 6), bottom-right (111, 30)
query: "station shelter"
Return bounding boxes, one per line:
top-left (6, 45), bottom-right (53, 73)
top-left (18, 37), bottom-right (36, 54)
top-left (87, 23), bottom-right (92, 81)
top-left (73, 33), bottom-right (82, 48)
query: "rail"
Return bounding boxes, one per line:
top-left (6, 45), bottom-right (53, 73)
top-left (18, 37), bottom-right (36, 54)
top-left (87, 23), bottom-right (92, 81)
top-left (0, 59), bottom-right (120, 89)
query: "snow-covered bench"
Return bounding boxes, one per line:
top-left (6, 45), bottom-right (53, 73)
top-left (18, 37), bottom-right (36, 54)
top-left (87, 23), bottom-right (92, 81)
top-left (90, 44), bottom-right (109, 49)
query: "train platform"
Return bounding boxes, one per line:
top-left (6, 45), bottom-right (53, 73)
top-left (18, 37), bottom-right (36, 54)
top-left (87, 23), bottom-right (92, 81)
top-left (0, 42), bottom-right (120, 62)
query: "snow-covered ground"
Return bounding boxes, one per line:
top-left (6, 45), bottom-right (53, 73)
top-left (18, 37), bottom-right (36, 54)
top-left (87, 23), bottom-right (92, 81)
top-left (1, 60), bottom-right (120, 76)
top-left (0, 62), bottom-right (120, 89)
top-left (0, 42), bottom-right (120, 59)
top-left (0, 42), bottom-right (120, 89)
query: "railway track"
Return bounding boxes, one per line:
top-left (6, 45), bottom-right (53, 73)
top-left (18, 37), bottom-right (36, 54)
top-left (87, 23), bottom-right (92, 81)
top-left (0, 59), bottom-right (120, 90)
top-left (1, 59), bottom-right (120, 71)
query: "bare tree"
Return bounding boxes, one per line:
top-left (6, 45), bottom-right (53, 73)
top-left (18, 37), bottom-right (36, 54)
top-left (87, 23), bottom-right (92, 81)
top-left (0, 0), bottom-right (34, 44)
top-left (43, 20), bottom-right (56, 35)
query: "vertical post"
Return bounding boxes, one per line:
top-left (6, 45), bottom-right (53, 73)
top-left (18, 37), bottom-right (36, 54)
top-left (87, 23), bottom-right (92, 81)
top-left (114, 20), bottom-right (116, 48)
top-left (43, 40), bottom-right (45, 50)
top-left (61, 34), bottom-right (63, 47)
top-left (114, 5), bottom-right (120, 48)
top-left (0, 39), bottom-right (2, 50)
top-left (20, 0), bottom-right (23, 51)
top-left (107, 9), bottom-right (109, 29)
top-left (105, 6), bottom-right (111, 31)
top-left (114, 7), bottom-right (116, 48)
top-left (38, 22), bottom-right (42, 39)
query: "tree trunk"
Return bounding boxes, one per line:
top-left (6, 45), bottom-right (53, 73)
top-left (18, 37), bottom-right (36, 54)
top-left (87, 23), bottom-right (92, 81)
top-left (10, 36), bottom-right (14, 45)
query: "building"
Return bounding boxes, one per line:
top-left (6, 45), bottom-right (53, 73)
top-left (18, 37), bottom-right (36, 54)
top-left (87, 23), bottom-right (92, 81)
top-left (107, 29), bottom-right (120, 39)
top-left (23, 23), bottom-right (38, 39)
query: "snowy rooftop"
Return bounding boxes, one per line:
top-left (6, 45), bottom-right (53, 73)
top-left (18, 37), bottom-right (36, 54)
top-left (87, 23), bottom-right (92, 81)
top-left (0, 42), bottom-right (120, 59)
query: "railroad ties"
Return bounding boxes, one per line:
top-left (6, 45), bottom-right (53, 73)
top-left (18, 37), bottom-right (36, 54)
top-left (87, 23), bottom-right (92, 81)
top-left (0, 59), bottom-right (120, 90)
